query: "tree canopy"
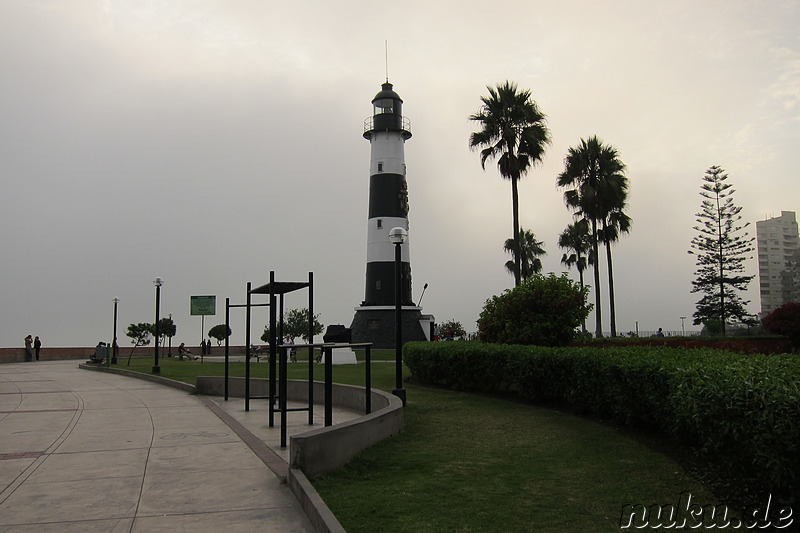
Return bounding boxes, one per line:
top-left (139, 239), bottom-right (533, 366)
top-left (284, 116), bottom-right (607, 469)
top-left (503, 229), bottom-right (546, 281)
top-left (478, 273), bottom-right (590, 346)
top-left (208, 324), bottom-right (232, 345)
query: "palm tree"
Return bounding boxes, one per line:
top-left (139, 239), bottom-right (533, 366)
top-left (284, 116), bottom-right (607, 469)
top-left (558, 220), bottom-right (591, 333)
top-left (504, 229), bottom-right (546, 281)
top-left (557, 136), bottom-right (626, 337)
top-left (470, 81), bottom-right (550, 286)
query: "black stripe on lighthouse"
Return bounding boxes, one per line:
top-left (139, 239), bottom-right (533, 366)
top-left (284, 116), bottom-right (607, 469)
top-left (364, 262), bottom-right (412, 306)
top-left (368, 174), bottom-right (409, 218)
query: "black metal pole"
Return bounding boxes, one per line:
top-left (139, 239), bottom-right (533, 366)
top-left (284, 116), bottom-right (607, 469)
top-left (324, 345), bottom-right (333, 427)
top-left (224, 297), bottom-right (230, 401)
top-left (280, 345), bottom-right (287, 448)
top-left (393, 242), bottom-right (406, 405)
top-left (111, 299), bottom-right (118, 364)
top-left (365, 344), bottom-right (372, 414)
top-left (308, 272), bottom-right (314, 425)
top-left (245, 282), bottom-right (252, 412)
top-left (268, 271), bottom-right (276, 427)
top-left (153, 281), bottom-right (161, 374)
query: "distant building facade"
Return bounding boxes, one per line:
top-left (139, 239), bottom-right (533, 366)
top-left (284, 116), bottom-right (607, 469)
top-left (756, 211), bottom-right (800, 315)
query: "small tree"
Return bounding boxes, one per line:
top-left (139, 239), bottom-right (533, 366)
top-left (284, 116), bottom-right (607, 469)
top-left (261, 322), bottom-right (285, 344)
top-left (438, 319), bottom-right (466, 339)
top-left (477, 273), bottom-right (590, 346)
top-left (763, 302), bottom-right (800, 352)
top-left (125, 322), bottom-right (152, 366)
top-left (285, 308), bottom-right (324, 343)
top-left (155, 317), bottom-right (176, 349)
top-left (688, 166), bottom-right (755, 334)
top-left (208, 324), bottom-right (231, 346)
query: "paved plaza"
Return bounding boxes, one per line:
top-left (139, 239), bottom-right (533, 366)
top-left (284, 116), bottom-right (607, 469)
top-left (0, 360), bottom-right (340, 532)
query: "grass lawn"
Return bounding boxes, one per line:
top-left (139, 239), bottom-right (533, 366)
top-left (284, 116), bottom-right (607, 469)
top-left (118, 356), bottom-right (719, 531)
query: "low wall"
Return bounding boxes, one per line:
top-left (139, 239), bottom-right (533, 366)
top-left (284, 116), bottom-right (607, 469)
top-left (0, 345), bottom-right (255, 364)
top-left (195, 376), bottom-right (404, 477)
top-left (0, 347), bottom-right (96, 364)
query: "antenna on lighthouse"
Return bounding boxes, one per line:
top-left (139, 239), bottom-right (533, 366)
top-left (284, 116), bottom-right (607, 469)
top-left (385, 40), bottom-right (389, 82)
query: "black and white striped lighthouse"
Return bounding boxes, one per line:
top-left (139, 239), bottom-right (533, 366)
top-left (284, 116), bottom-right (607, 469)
top-left (350, 81), bottom-right (430, 347)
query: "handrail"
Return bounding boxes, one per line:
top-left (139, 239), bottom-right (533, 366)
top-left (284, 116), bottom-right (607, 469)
top-left (363, 115), bottom-right (412, 134)
top-left (269, 342), bottom-right (374, 447)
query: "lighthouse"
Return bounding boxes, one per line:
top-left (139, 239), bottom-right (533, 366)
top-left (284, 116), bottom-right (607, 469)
top-left (350, 81), bottom-right (430, 348)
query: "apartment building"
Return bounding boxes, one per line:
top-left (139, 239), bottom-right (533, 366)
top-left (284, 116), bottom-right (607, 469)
top-left (756, 211), bottom-right (800, 315)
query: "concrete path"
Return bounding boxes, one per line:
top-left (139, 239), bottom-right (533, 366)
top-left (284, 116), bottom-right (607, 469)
top-left (0, 360), bottom-right (315, 532)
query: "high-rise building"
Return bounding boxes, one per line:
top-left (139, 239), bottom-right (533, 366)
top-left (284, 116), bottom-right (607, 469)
top-left (756, 211), bottom-right (800, 315)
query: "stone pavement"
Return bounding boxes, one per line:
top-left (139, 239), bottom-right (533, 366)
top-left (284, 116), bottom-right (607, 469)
top-left (0, 360), bottom-right (331, 532)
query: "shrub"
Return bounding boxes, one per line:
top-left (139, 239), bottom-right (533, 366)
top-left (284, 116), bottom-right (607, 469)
top-left (763, 302), bottom-right (800, 351)
top-left (477, 273), bottom-right (590, 346)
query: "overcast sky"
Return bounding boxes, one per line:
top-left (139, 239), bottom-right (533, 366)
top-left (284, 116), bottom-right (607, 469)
top-left (2, 0), bottom-right (798, 348)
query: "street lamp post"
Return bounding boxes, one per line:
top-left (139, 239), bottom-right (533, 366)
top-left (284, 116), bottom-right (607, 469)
top-left (111, 297), bottom-right (120, 364)
top-left (153, 277), bottom-right (163, 374)
top-left (389, 227), bottom-right (407, 406)
top-left (680, 316), bottom-right (686, 336)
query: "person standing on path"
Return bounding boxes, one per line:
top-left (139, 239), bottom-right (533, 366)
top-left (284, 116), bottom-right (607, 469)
top-left (24, 335), bottom-right (33, 361)
top-left (34, 336), bottom-right (42, 361)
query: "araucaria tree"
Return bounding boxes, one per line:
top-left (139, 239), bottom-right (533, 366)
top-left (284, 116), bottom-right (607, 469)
top-left (688, 165), bottom-right (754, 334)
top-left (557, 136), bottom-right (630, 337)
top-left (470, 81), bottom-right (550, 286)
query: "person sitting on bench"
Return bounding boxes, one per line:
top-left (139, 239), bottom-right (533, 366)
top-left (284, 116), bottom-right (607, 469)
top-left (90, 342), bottom-right (107, 363)
top-left (178, 343), bottom-right (196, 360)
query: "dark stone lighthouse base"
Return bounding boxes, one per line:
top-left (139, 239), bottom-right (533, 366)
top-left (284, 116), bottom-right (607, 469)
top-left (350, 307), bottom-right (427, 349)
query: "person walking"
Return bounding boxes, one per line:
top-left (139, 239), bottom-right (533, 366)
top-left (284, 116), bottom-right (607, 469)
top-left (34, 336), bottom-right (42, 361)
top-left (24, 335), bottom-right (33, 362)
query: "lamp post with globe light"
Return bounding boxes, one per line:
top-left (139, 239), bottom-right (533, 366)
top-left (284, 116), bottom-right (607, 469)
top-left (389, 227), bottom-right (407, 406)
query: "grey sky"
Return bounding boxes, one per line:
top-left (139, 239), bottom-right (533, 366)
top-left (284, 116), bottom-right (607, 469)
top-left (1, 0), bottom-right (798, 348)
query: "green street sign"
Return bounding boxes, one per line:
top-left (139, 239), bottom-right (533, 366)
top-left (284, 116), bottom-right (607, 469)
top-left (190, 295), bottom-right (216, 316)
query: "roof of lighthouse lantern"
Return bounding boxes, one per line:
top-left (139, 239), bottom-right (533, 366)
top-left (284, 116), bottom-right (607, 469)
top-left (372, 82), bottom-right (403, 104)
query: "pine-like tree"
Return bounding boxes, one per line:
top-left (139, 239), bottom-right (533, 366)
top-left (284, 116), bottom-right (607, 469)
top-left (688, 166), bottom-right (754, 334)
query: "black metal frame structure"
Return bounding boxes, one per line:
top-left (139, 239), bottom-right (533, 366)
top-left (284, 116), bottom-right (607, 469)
top-left (224, 270), bottom-right (376, 449)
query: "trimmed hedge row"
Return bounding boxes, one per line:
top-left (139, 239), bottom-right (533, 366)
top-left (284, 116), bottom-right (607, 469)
top-left (404, 341), bottom-right (800, 501)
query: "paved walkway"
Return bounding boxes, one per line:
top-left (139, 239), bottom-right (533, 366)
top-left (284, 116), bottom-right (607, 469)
top-left (0, 360), bottom-right (323, 532)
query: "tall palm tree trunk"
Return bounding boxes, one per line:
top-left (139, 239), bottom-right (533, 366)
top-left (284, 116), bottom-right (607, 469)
top-left (606, 252), bottom-right (617, 336)
top-left (511, 175), bottom-right (521, 286)
top-left (591, 220), bottom-right (602, 337)
top-left (604, 227), bottom-right (617, 337)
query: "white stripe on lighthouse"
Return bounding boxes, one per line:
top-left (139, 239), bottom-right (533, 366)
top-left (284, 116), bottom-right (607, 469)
top-left (370, 132), bottom-right (406, 175)
top-left (367, 216), bottom-right (410, 262)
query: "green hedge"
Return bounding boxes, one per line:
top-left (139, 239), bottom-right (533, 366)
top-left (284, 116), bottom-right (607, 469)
top-left (404, 341), bottom-right (800, 502)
